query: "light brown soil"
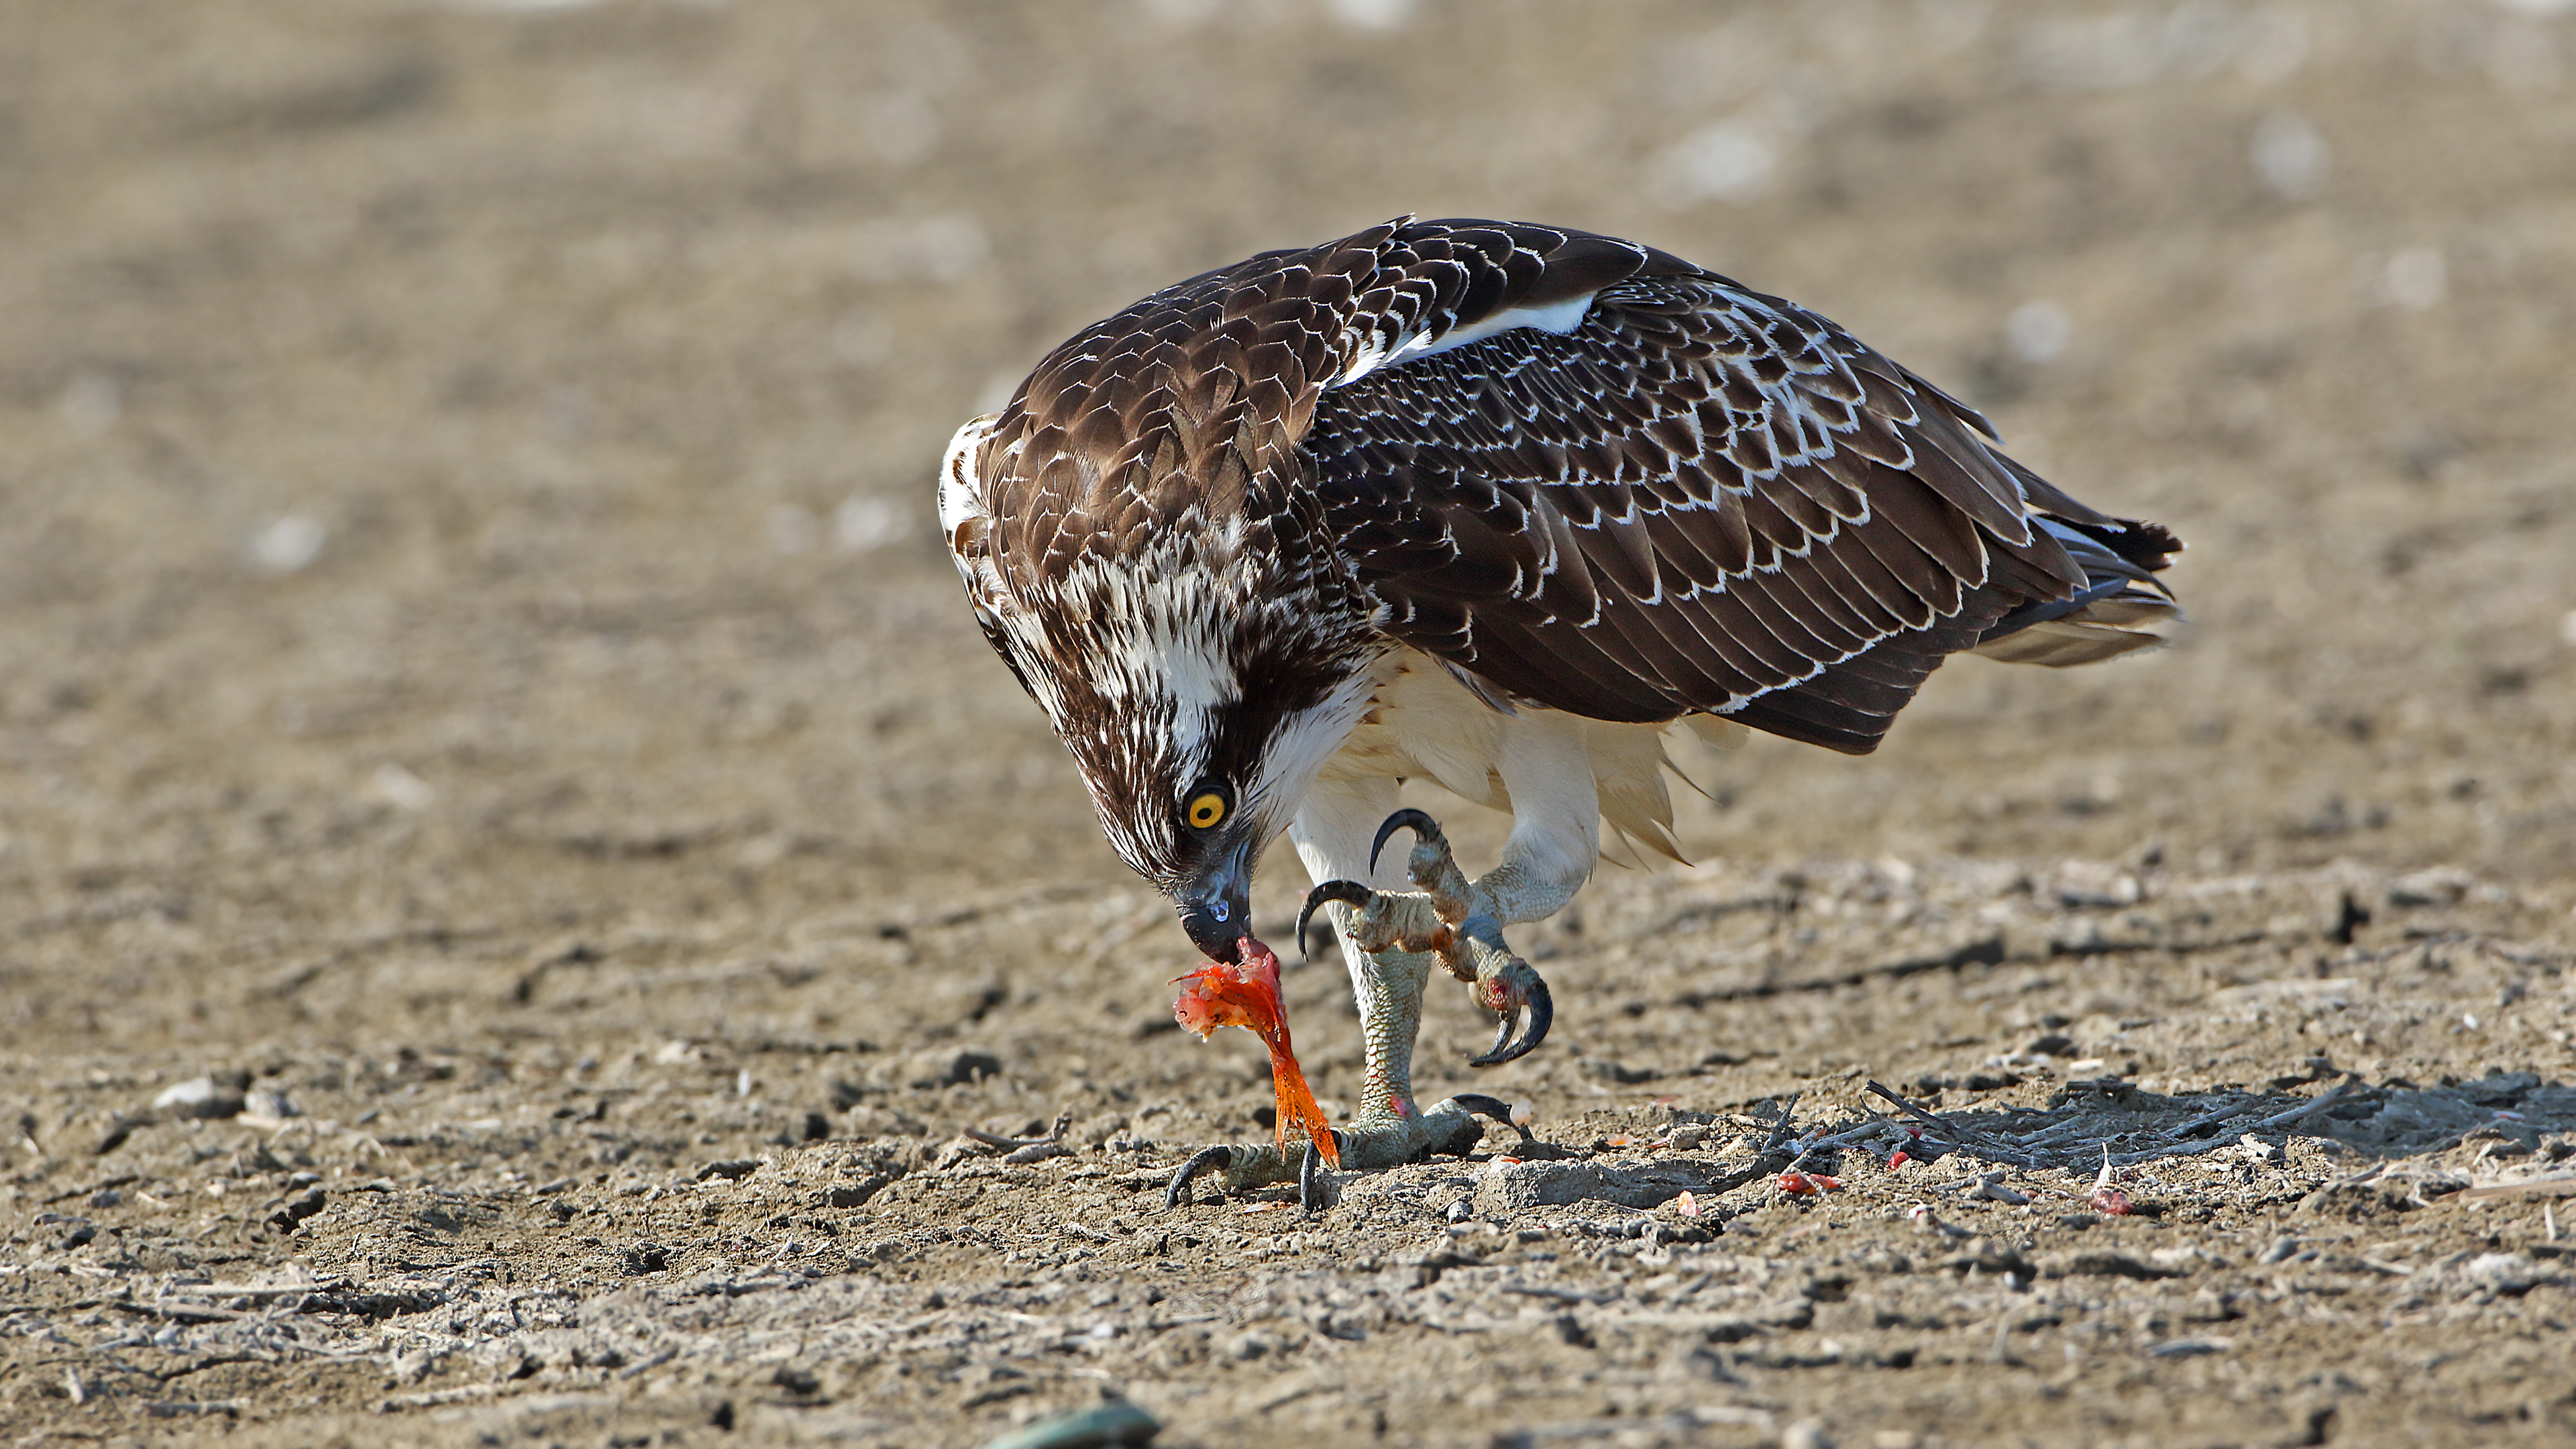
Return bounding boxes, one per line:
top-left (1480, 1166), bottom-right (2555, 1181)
top-left (5, 3), bottom-right (2575, 1446)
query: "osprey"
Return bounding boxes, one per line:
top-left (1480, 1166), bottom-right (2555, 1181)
top-left (941, 218), bottom-right (2178, 1207)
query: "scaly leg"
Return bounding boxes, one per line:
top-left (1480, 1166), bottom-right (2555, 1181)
top-left (1303, 809), bottom-right (1556, 1068)
top-left (1167, 777), bottom-right (1543, 1208)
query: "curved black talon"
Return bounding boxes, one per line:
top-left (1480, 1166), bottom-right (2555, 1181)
top-left (1450, 1093), bottom-right (1536, 1145)
top-left (1297, 880), bottom-right (1375, 962)
top-left (1298, 1130), bottom-right (1344, 1213)
top-left (1369, 808), bottom-right (1444, 876)
top-left (1164, 1145), bottom-right (1234, 1209)
top-left (1467, 971), bottom-right (1554, 1067)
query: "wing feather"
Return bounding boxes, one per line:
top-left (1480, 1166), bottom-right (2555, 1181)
top-left (1295, 221), bottom-right (2177, 751)
top-left (966, 216), bottom-right (2178, 760)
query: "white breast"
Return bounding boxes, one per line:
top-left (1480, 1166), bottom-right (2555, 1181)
top-left (1318, 650), bottom-right (1744, 871)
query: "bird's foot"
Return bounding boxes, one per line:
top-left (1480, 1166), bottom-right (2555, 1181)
top-left (1163, 1094), bottom-right (1529, 1210)
top-left (1297, 810), bottom-right (1555, 1067)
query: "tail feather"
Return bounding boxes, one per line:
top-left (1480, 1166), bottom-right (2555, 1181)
top-left (1972, 513), bottom-right (2182, 667)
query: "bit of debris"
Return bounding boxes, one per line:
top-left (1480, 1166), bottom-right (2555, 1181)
top-left (1954, 1171), bottom-right (2030, 1205)
top-left (965, 1109), bottom-right (1077, 1165)
top-left (2084, 1146), bottom-right (2136, 1216)
top-left (981, 1395), bottom-right (1161, 1449)
top-left (150, 1076), bottom-right (247, 1121)
top-left (265, 1185), bottom-right (327, 1233)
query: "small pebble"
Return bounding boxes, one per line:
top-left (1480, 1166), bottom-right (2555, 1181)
top-left (1781, 1419), bottom-right (1834, 1449)
top-left (1966, 1172), bottom-right (2031, 1205)
top-left (980, 1397), bottom-right (1160, 1449)
top-left (241, 1089), bottom-right (299, 1124)
top-left (151, 1077), bottom-right (245, 1120)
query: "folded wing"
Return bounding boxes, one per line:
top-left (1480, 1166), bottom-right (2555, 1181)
top-left (1299, 222), bottom-right (2180, 754)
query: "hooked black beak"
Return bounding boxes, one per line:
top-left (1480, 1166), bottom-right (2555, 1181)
top-left (1176, 839), bottom-right (1254, 961)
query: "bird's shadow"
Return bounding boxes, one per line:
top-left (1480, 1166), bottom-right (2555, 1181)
top-left (1882, 1069), bottom-right (2570, 1171)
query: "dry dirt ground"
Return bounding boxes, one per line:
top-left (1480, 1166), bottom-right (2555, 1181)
top-left (6, 2), bottom-right (2576, 1446)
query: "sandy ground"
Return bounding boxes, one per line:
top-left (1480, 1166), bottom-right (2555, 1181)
top-left (5, 1), bottom-right (2576, 1445)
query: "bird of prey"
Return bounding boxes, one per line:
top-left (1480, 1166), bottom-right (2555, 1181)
top-left (940, 218), bottom-right (2178, 1207)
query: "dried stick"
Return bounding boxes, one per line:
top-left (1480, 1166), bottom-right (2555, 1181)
top-left (1693, 1094), bottom-right (1807, 1197)
top-left (1864, 1081), bottom-right (2043, 1170)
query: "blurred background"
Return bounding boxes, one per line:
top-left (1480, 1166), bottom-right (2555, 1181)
top-left (2, 0), bottom-right (2572, 1036)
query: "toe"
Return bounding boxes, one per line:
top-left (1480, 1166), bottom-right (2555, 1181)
top-left (1467, 957), bottom-right (1554, 1067)
top-left (1296, 880), bottom-right (1374, 960)
top-left (1165, 1145), bottom-right (1237, 1209)
top-left (1368, 809), bottom-right (1443, 876)
top-left (1297, 1131), bottom-right (1344, 1213)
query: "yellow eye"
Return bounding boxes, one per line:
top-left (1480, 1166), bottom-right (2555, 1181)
top-left (1186, 792), bottom-right (1227, 829)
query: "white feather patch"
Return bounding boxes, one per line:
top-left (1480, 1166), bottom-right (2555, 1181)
top-left (936, 413), bottom-right (997, 541)
top-left (1334, 293), bottom-right (1597, 387)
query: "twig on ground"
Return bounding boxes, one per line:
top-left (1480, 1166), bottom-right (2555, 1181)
top-left (1864, 1081), bottom-right (2042, 1170)
top-left (169, 1279), bottom-right (350, 1301)
top-left (111, 1299), bottom-right (256, 1324)
top-left (2108, 1133), bottom-right (2279, 1169)
top-left (2167, 1098), bottom-right (2261, 1140)
top-left (2102, 1089), bottom-right (2347, 1167)
top-left (2453, 1173), bottom-right (2576, 1203)
top-left (965, 1109), bottom-right (1075, 1154)
top-left (2159, 1081), bottom-right (2355, 1143)
top-left (2017, 1116), bottom-right (2112, 1149)
top-left (1964, 1171), bottom-right (2031, 1205)
top-left (1778, 1117), bottom-right (1899, 1173)
top-left (1801, 1118), bottom-right (1898, 1155)
top-left (1692, 1095), bottom-right (1809, 1198)
top-left (378, 1384), bottom-right (503, 1411)
top-left (2251, 1083), bottom-right (2353, 1132)
top-left (1754, 1095), bottom-right (1803, 1157)
top-left (143, 1401), bottom-right (244, 1418)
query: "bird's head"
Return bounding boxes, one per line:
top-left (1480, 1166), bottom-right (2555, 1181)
top-left (981, 537), bottom-right (1381, 963)
top-left (1065, 606), bottom-right (1379, 964)
top-left (1154, 780), bottom-right (1263, 961)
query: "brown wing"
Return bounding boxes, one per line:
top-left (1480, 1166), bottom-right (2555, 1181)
top-left (966, 217), bottom-right (1660, 609)
top-left (955, 215), bottom-right (2177, 755)
top-left (1300, 235), bottom-right (2179, 753)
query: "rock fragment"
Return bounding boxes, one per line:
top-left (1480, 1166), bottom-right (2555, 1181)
top-left (981, 1396), bottom-right (1159, 1449)
top-left (152, 1077), bottom-right (246, 1120)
